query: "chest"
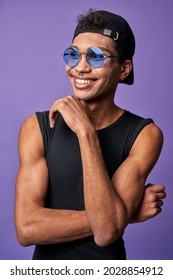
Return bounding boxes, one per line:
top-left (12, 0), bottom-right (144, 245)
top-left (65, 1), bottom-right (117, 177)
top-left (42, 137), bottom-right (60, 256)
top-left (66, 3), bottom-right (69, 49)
top-left (45, 120), bottom-right (125, 210)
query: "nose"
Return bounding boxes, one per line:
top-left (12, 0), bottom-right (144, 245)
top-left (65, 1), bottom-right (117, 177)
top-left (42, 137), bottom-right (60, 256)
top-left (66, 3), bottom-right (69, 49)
top-left (75, 53), bottom-right (92, 73)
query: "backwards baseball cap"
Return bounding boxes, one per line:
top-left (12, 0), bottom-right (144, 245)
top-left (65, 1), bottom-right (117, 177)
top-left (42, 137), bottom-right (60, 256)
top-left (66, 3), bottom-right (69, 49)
top-left (73, 10), bottom-right (135, 85)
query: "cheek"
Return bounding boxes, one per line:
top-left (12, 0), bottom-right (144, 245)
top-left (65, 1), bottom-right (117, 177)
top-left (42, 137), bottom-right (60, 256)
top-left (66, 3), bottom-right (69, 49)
top-left (99, 67), bottom-right (115, 81)
top-left (100, 68), bottom-right (119, 90)
top-left (105, 64), bottom-right (121, 81)
top-left (65, 65), bottom-right (70, 74)
top-left (65, 67), bottom-right (73, 82)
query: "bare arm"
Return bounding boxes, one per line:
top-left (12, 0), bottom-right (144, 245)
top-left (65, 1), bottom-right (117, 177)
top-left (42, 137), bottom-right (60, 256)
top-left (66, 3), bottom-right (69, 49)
top-left (49, 96), bottom-right (163, 247)
top-left (15, 115), bottom-right (92, 246)
top-left (78, 122), bottom-right (163, 246)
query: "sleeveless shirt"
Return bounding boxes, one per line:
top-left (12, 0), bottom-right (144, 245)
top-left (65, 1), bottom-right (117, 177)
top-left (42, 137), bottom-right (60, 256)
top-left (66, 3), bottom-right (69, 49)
top-left (33, 110), bottom-right (153, 260)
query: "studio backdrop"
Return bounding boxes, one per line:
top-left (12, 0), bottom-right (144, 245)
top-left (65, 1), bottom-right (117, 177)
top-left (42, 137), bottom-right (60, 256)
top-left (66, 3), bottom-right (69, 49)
top-left (0, 0), bottom-right (172, 259)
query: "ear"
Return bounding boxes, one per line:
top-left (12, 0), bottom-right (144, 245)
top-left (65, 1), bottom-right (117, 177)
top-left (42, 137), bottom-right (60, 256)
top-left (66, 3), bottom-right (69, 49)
top-left (119, 60), bottom-right (132, 81)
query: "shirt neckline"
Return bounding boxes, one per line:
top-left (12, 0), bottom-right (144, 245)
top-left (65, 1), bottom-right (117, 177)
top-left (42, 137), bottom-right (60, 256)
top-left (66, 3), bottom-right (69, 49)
top-left (97, 110), bottom-right (128, 133)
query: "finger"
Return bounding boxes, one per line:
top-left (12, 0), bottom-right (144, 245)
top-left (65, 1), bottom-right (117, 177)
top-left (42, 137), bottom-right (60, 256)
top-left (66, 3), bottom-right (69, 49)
top-left (49, 111), bottom-right (55, 128)
top-left (154, 207), bottom-right (162, 216)
top-left (49, 98), bottom-right (66, 128)
top-left (145, 183), bottom-right (166, 192)
top-left (157, 200), bottom-right (164, 207)
top-left (49, 106), bottom-right (59, 128)
top-left (147, 206), bottom-right (162, 219)
top-left (49, 97), bottom-right (75, 128)
top-left (154, 200), bottom-right (164, 208)
top-left (155, 192), bottom-right (167, 200)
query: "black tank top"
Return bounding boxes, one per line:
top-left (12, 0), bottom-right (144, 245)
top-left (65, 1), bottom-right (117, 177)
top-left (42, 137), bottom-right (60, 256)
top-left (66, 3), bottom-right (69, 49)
top-left (33, 110), bottom-right (153, 260)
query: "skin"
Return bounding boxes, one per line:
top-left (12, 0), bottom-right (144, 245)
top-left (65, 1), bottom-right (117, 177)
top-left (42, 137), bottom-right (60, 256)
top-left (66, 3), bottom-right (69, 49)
top-left (15, 33), bottom-right (166, 248)
top-left (130, 183), bottom-right (166, 223)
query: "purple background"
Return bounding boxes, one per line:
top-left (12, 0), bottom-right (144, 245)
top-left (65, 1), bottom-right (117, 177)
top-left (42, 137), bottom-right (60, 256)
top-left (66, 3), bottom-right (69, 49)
top-left (0, 0), bottom-right (172, 260)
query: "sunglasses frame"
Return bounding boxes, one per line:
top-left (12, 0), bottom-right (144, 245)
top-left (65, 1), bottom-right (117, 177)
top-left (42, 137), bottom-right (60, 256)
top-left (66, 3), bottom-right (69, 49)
top-left (62, 46), bottom-right (118, 68)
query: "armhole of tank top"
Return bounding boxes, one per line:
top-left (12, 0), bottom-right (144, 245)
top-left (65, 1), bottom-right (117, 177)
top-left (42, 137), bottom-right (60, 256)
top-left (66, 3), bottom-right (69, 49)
top-left (123, 118), bottom-right (154, 159)
top-left (35, 111), bottom-right (50, 156)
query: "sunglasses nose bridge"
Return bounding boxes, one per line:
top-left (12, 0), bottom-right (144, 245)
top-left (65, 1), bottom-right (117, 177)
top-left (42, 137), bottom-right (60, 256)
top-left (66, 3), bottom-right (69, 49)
top-left (75, 51), bottom-right (92, 71)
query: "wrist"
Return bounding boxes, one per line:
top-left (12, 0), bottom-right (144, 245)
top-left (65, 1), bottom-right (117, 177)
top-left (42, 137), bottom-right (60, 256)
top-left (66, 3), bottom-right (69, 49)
top-left (77, 124), bottom-right (96, 139)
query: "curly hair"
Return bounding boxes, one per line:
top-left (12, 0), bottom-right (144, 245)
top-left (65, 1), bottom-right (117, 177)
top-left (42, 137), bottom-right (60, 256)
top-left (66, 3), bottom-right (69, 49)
top-left (76, 9), bottom-right (126, 64)
top-left (77, 9), bottom-right (104, 28)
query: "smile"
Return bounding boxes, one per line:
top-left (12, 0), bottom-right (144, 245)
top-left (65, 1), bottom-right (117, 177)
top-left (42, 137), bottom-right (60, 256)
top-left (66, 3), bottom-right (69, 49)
top-left (75, 78), bottom-right (95, 84)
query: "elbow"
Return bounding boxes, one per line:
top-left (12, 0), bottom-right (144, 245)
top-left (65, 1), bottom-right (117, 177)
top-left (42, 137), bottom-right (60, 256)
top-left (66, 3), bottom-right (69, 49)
top-left (15, 223), bottom-right (33, 247)
top-left (94, 227), bottom-right (122, 247)
top-left (93, 213), bottom-right (127, 247)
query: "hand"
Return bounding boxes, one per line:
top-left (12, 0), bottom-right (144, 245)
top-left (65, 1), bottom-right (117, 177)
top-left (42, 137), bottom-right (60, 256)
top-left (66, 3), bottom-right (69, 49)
top-left (49, 95), bottom-right (94, 135)
top-left (130, 184), bottom-right (166, 223)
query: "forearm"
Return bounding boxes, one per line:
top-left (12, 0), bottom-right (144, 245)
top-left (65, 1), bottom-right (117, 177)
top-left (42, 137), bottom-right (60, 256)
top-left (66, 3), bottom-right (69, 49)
top-left (15, 207), bottom-right (92, 246)
top-left (78, 130), bottom-right (127, 246)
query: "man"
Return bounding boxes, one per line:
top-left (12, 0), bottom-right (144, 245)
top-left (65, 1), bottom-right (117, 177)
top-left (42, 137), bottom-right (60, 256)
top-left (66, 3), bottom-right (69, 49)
top-left (15, 10), bottom-right (166, 260)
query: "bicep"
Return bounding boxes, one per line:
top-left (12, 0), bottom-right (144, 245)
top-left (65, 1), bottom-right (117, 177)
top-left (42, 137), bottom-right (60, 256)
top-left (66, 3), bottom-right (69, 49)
top-left (15, 115), bottom-right (49, 223)
top-left (16, 158), bottom-right (48, 207)
top-left (112, 123), bottom-right (163, 220)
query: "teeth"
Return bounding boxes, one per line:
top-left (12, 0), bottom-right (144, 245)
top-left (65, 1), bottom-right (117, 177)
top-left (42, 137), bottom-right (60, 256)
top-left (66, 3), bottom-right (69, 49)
top-left (76, 79), bottom-right (93, 84)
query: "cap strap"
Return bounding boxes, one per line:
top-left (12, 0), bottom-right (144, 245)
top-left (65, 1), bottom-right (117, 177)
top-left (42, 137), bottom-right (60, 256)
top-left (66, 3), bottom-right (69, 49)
top-left (103, 29), bottom-right (112, 36)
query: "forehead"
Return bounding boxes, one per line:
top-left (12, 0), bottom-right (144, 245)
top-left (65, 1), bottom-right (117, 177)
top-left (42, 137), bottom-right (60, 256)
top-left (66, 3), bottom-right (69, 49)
top-left (72, 32), bottom-right (115, 52)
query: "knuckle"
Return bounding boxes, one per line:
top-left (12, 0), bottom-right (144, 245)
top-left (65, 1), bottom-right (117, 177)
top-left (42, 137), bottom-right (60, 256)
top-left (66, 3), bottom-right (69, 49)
top-left (58, 100), bottom-right (66, 109)
top-left (153, 201), bottom-right (158, 208)
top-left (152, 208), bottom-right (160, 216)
top-left (66, 95), bottom-right (73, 101)
top-left (147, 192), bottom-right (156, 201)
top-left (145, 187), bottom-right (152, 194)
top-left (151, 208), bottom-right (159, 216)
top-left (146, 208), bottom-right (158, 219)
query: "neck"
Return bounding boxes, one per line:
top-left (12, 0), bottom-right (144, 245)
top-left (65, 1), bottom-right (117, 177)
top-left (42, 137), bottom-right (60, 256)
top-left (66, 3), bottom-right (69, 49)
top-left (81, 99), bottom-right (124, 130)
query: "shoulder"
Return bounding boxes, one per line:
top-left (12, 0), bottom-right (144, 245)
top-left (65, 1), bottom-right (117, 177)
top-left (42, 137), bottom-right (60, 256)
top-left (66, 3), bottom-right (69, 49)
top-left (120, 111), bottom-right (154, 137)
top-left (129, 122), bottom-right (163, 176)
top-left (131, 122), bottom-right (163, 151)
top-left (124, 111), bottom-right (163, 149)
top-left (121, 111), bottom-right (158, 158)
top-left (18, 114), bottom-right (44, 160)
top-left (19, 114), bottom-right (41, 140)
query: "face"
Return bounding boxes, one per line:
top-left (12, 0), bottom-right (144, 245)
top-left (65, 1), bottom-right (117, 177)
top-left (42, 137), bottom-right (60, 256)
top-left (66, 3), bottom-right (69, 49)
top-left (65, 33), bottom-right (124, 103)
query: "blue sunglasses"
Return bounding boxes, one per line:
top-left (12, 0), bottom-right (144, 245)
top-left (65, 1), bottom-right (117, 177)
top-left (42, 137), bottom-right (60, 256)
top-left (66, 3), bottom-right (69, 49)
top-left (62, 47), bottom-right (118, 68)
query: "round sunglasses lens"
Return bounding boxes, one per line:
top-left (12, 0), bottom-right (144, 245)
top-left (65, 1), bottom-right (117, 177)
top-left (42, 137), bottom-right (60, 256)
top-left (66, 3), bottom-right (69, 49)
top-left (63, 47), bottom-right (80, 67)
top-left (87, 48), bottom-right (104, 68)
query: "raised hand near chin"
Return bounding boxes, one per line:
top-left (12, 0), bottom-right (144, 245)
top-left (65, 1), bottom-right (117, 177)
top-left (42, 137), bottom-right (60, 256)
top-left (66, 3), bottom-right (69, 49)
top-left (49, 95), bottom-right (94, 136)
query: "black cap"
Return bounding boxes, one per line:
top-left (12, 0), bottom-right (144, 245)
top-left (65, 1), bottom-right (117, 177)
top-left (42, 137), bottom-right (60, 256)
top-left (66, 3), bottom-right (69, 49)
top-left (73, 10), bottom-right (135, 85)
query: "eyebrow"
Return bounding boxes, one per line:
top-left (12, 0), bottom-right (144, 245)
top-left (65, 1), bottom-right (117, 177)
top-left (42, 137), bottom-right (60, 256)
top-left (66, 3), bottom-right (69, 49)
top-left (69, 45), bottom-right (112, 53)
top-left (99, 47), bottom-right (111, 52)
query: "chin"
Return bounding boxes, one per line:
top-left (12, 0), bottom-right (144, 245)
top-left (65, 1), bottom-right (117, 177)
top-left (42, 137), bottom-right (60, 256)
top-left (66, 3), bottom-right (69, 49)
top-left (73, 88), bottom-right (93, 100)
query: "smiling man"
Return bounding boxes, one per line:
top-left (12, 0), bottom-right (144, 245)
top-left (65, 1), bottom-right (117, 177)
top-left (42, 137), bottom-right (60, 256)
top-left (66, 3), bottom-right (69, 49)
top-left (15, 10), bottom-right (166, 260)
